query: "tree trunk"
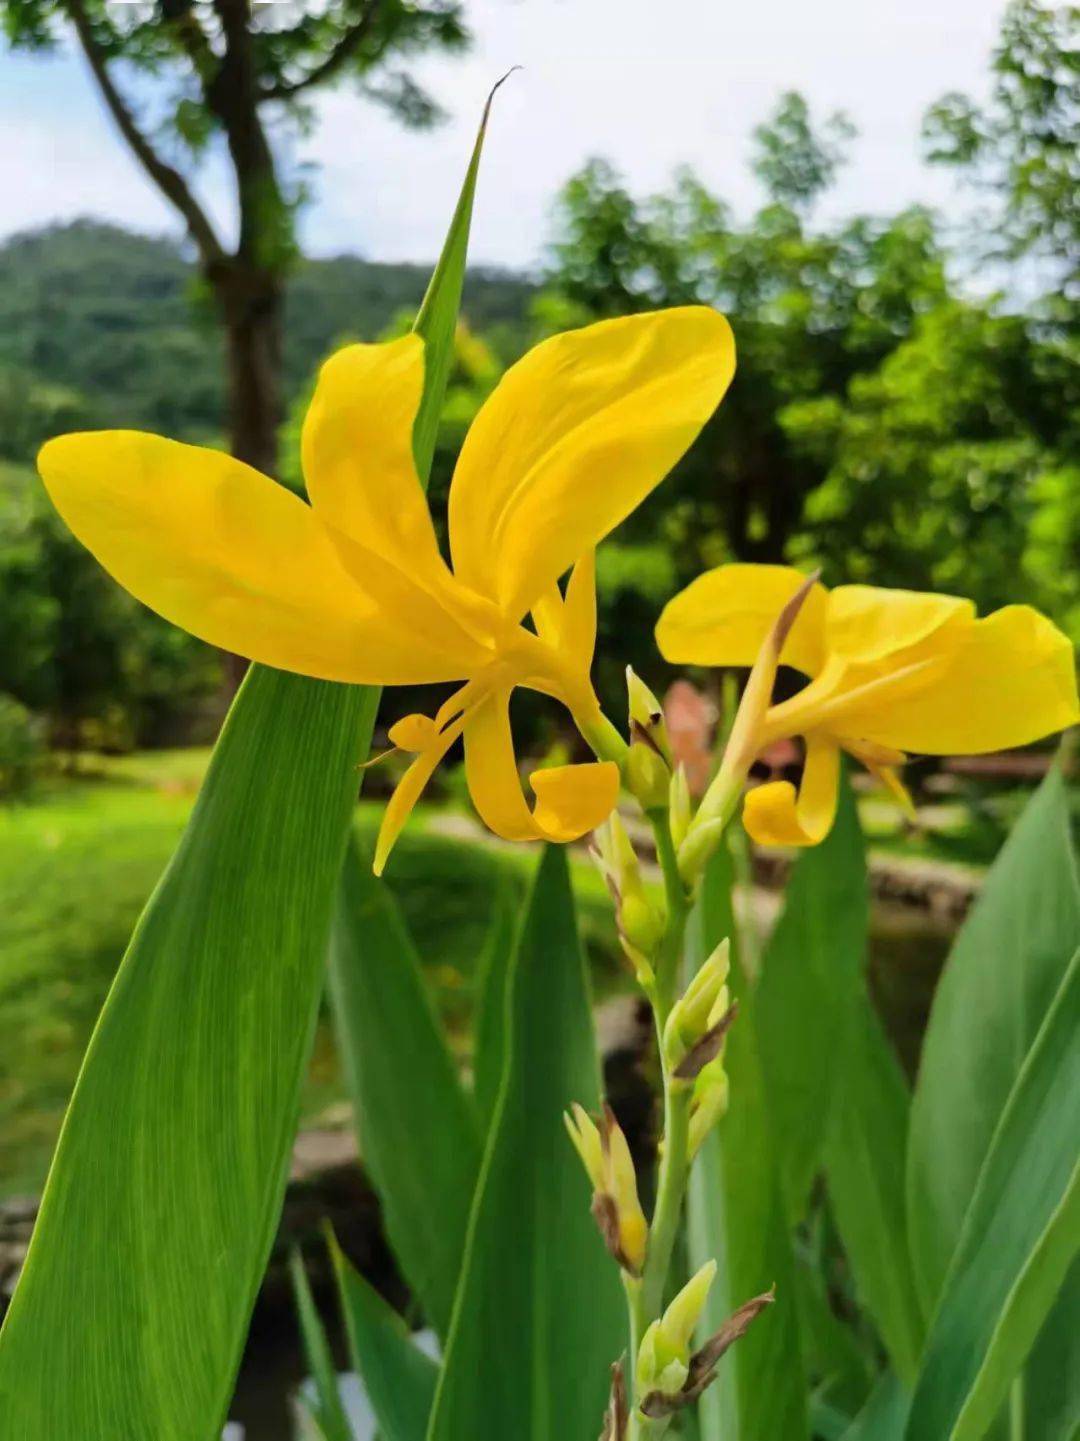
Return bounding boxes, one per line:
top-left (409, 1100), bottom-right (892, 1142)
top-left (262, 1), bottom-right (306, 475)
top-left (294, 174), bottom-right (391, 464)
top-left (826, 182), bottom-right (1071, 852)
top-left (212, 264), bottom-right (284, 689)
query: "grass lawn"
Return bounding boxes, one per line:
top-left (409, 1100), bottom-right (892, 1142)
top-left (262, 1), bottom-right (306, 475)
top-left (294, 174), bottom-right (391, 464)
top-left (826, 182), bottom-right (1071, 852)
top-left (0, 749), bottom-right (623, 1199)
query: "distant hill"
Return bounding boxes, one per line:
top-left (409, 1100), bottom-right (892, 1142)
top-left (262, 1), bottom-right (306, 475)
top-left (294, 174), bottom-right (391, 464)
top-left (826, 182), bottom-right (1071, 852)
top-left (0, 220), bottom-right (534, 444)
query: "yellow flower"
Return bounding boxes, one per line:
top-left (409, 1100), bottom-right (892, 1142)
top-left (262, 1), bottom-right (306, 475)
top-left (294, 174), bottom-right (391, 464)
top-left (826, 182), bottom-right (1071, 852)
top-left (657, 563), bottom-right (1079, 847)
top-left (38, 308), bottom-right (735, 871)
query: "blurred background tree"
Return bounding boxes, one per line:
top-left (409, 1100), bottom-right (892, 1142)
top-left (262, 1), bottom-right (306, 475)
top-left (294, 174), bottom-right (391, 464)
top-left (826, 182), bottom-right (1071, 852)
top-left (0, 0), bottom-right (470, 477)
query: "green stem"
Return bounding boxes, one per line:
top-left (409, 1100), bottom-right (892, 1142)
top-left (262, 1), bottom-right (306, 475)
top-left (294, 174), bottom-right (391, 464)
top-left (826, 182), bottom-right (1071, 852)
top-left (649, 812), bottom-right (691, 1012)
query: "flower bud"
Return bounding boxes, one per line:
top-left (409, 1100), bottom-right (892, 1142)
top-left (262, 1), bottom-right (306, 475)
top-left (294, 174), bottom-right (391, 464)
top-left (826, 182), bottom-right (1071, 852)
top-left (594, 814), bottom-right (666, 977)
top-left (565, 1102), bottom-right (648, 1276)
top-left (688, 1064), bottom-right (730, 1159)
top-left (626, 667), bottom-right (673, 765)
top-left (625, 740), bottom-right (670, 812)
top-left (636, 1260), bottom-right (717, 1398)
top-left (663, 940), bottom-right (730, 1070)
top-left (669, 764), bottom-right (692, 850)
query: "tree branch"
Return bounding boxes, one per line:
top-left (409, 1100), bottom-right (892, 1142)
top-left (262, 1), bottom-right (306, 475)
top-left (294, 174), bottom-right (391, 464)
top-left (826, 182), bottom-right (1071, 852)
top-left (64, 0), bottom-right (226, 265)
top-left (260, 0), bottom-right (383, 101)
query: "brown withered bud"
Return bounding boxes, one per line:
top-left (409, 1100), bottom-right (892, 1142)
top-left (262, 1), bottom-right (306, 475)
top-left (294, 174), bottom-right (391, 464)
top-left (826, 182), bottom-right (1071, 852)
top-left (640, 1288), bottom-right (775, 1419)
top-left (673, 1001), bottom-right (739, 1081)
top-left (598, 1356), bottom-right (629, 1441)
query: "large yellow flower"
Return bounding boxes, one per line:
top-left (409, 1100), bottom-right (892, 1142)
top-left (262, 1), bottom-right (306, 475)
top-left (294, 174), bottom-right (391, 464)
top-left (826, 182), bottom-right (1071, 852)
top-left (657, 563), bottom-right (1079, 847)
top-left (39, 307), bottom-right (735, 871)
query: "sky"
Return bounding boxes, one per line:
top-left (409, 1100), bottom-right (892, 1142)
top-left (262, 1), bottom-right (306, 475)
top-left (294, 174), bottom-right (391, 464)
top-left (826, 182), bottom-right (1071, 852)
top-left (0, 0), bottom-right (1006, 270)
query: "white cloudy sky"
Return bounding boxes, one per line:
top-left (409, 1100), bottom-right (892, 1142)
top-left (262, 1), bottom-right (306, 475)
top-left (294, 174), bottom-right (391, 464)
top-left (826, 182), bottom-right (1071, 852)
top-left (0, 0), bottom-right (1005, 269)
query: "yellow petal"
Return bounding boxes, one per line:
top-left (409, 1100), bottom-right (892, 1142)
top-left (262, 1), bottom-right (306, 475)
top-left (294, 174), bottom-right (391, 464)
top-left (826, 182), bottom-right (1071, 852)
top-left (742, 734), bottom-right (841, 847)
top-left (303, 336), bottom-right (502, 649)
top-left (825, 585), bottom-right (974, 663)
top-left (448, 308), bottom-right (735, 619)
top-left (837, 605), bottom-right (1079, 754)
top-left (463, 688), bottom-right (619, 842)
top-left (531, 552), bottom-right (598, 673)
top-left (37, 431), bottom-right (471, 684)
top-left (656, 564), bottom-right (829, 677)
top-left (373, 714), bottom-right (467, 875)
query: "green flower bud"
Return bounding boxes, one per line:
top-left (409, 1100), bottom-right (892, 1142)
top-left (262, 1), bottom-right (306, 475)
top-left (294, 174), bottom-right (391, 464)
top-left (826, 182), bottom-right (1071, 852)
top-left (626, 667), bottom-right (673, 765)
top-left (625, 740), bottom-right (670, 812)
top-left (669, 764), bottom-right (692, 850)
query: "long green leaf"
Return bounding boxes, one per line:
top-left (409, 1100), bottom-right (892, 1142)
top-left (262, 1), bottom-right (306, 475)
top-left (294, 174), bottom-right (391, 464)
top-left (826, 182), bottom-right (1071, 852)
top-left (330, 1233), bottom-right (437, 1441)
top-left (471, 874), bottom-right (520, 1129)
top-left (905, 949), bottom-right (1080, 1441)
top-left (0, 671), bottom-right (374, 1438)
top-left (907, 767), bottom-right (1080, 1315)
top-left (290, 1248), bottom-right (353, 1441)
top-left (756, 777), bottom-right (869, 1220)
top-left (842, 1374), bottom-right (910, 1441)
top-left (1022, 1257), bottom-right (1080, 1441)
top-left (0, 84), bottom-right (493, 1437)
top-left (686, 846), bottom-right (810, 1441)
top-left (328, 834), bottom-right (481, 1338)
top-left (824, 994), bottom-right (923, 1382)
top-left (426, 845), bottom-right (624, 1441)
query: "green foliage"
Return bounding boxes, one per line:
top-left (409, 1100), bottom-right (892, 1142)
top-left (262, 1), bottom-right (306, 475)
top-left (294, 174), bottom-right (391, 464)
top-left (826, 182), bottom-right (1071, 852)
top-left (290, 1247), bottom-right (354, 1441)
top-left (0, 460), bottom-right (220, 746)
top-left (751, 90), bottom-right (856, 211)
top-left (922, 0), bottom-right (1079, 285)
top-left (0, 694), bottom-right (44, 798)
top-left (328, 835), bottom-right (482, 1338)
top-left (427, 846), bottom-right (624, 1441)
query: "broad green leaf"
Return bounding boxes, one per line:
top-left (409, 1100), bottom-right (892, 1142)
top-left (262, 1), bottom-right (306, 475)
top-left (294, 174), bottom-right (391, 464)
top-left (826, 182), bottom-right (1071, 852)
top-left (842, 1373), bottom-right (910, 1441)
top-left (290, 1248), bottom-right (353, 1441)
top-left (471, 874), bottom-right (520, 1129)
top-left (907, 767), bottom-right (1080, 1314)
top-left (330, 1233), bottom-right (437, 1441)
top-left (0, 90), bottom-right (493, 1438)
top-left (794, 1256), bottom-right (873, 1418)
top-left (906, 949), bottom-right (1080, 1441)
top-left (1022, 1257), bottom-right (1080, 1441)
top-left (823, 994), bottom-right (924, 1382)
top-left (687, 846), bottom-right (810, 1441)
top-left (0, 670), bottom-right (374, 1438)
top-left (756, 777), bottom-right (869, 1221)
top-left (426, 846), bottom-right (624, 1441)
top-left (328, 833), bottom-right (481, 1338)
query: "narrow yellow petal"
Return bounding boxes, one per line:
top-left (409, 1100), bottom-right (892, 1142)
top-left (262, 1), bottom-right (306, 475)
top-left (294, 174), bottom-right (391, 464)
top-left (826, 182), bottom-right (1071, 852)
top-left (37, 432), bottom-right (461, 684)
top-left (837, 605), bottom-right (1079, 754)
top-left (463, 688), bottom-right (618, 842)
top-left (530, 553), bottom-right (598, 672)
top-left (448, 308), bottom-right (735, 619)
top-left (825, 585), bottom-right (974, 663)
top-left (373, 714), bottom-right (466, 875)
top-left (743, 734), bottom-right (841, 847)
top-left (656, 564), bottom-right (829, 677)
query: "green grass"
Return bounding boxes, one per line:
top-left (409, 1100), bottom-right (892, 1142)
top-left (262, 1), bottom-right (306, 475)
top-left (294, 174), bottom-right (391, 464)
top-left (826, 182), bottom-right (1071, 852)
top-left (0, 749), bottom-right (623, 1198)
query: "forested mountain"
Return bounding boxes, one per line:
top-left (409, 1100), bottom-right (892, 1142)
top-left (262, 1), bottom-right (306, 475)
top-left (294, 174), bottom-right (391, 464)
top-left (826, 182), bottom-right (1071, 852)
top-left (0, 220), bottom-right (533, 449)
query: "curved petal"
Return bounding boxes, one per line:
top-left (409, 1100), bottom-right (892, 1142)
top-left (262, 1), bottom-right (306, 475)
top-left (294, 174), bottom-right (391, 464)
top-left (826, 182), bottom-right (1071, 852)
top-left (836, 605), bottom-right (1079, 754)
top-left (532, 552), bottom-right (598, 673)
top-left (37, 431), bottom-right (476, 684)
top-left (449, 308), bottom-right (735, 619)
top-left (463, 688), bottom-right (618, 841)
top-left (742, 734), bottom-right (840, 847)
top-left (374, 713), bottom-right (467, 875)
top-left (301, 335), bottom-right (437, 561)
top-left (825, 585), bottom-right (974, 664)
top-left (656, 564), bottom-right (829, 677)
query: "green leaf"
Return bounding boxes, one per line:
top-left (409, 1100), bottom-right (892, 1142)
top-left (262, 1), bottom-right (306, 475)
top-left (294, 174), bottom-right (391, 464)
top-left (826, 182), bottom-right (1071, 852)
top-left (0, 84), bottom-right (495, 1437)
top-left (1022, 1257), bottom-right (1080, 1441)
top-left (290, 1248), bottom-right (353, 1441)
top-left (426, 846), bottom-right (624, 1441)
top-left (756, 777), bottom-right (869, 1221)
top-left (793, 1256), bottom-right (873, 1417)
top-left (823, 994), bottom-right (924, 1383)
top-left (330, 1232), bottom-right (437, 1441)
top-left (842, 1374), bottom-right (911, 1441)
top-left (906, 948), bottom-right (1080, 1441)
top-left (907, 767), bottom-right (1080, 1315)
top-left (328, 833), bottom-right (481, 1338)
top-left (0, 671), bottom-right (374, 1438)
top-left (471, 875), bottom-right (520, 1129)
top-left (411, 73), bottom-right (513, 480)
top-left (686, 846), bottom-right (810, 1441)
